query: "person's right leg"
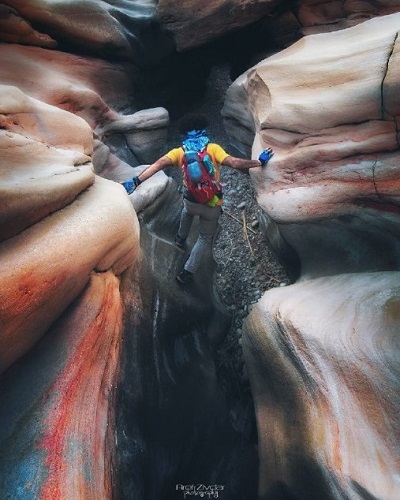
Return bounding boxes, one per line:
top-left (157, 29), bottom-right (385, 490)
top-left (175, 199), bottom-right (195, 247)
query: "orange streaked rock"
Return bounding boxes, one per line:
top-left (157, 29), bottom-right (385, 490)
top-left (0, 271), bottom-right (125, 499)
top-left (0, 176), bottom-right (139, 375)
top-left (39, 272), bottom-right (122, 499)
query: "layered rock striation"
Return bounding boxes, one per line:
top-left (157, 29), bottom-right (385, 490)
top-left (245, 272), bottom-right (400, 499)
top-left (157, 0), bottom-right (398, 50)
top-left (0, 271), bottom-right (124, 498)
top-left (223, 13), bottom-right (400, 499)
top-left (2, 1), bottom-right (400, 499)
top-left (0, 3), bottom-right (173, 495)
top-left (0, 0), bottom-right (167, 63)
top-left (0, 82), bottom-right (140, 497)
top-left (223, 13), bottom-right (400, 278)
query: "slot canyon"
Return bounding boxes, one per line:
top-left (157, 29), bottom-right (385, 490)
top-left (0, 2), bottom-right (399, 499)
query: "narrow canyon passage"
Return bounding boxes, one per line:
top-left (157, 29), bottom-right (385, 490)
top-left (115, 217), bottom-right (259, 500)
top-left (1, 5), bottom-right (400, 499)
top-left (112, 60), bottom-right (291, 499)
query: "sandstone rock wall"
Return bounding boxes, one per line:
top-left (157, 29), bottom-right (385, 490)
top-left (0, 84), bottom-right (140, 372)
top-left (223, 13), bottom-right (400, 499)
top-left (157, 0), bottom-right (399, 50)
top-left (157, 0), bottom-right (279, 50)
top-left (0, 0), bottom-right (165, 62)
top-left (0, 43), bottom-right (170, 167)
top-left (245, 272), bottom-right (400, 499)
top-left (223, 13), bottom-right (400, 279)
top-left (2, 1), bottom-right (400, 498)
top-left (0, 80), bottom-right (140, 497)
top-left (0, 4), bottom-right (172, 497)
top-left (0, 271), bottom-right (125, 499)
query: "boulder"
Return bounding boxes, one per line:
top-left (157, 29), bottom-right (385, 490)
top-left (92, 140), bottom-right (172, 214)
top-left (97, 107), bottom-right (170, 164)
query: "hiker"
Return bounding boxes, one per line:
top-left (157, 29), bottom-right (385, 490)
top-left (121, 113), bottom-right (273, 284)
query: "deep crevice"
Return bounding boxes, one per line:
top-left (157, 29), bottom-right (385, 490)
top-left (114, 58), bottom-right (289, 498)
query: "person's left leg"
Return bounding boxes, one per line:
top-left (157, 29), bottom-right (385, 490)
top-left (183, 204), bottom-right (221, 274)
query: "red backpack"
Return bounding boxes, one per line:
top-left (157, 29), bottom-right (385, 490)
top-left (182, 147), bottom-right (222, 204)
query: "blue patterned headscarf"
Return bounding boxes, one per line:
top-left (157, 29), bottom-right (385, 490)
top-left (182, 129), bottom-right (210, 152)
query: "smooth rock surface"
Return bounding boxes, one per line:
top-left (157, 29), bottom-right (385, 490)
top-left (0, 85), bottom-right (140, 375)
top-left (157, 0), bottom-right (397, 50)
top-left (223, 13), bottom-right (400, 278)
top-left (0, 85), bottom-right (93, 240)
top-left (0, 0), bottom-right (162, 62)
top-left (0, 175), bottom-right (139, 374)
top-left (157, 0), bottom-right (277, 51)
top-left (98, 107), bottom-right (170, 164)
top-left (224, 13), bottom-right (400, 499)
top-left (0, 271), bottom-right (124, 499)
top-left (2, 4), bottom-right (400, 499)
top-left (0, 44), bottom-right (170, 166)
top-left (244, 272), bottom-right (400, 500)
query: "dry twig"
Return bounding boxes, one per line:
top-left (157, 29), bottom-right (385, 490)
top-left (224, 210), bottom-right (257, 234)
top-left (242, 210), bottom-right (254, 256)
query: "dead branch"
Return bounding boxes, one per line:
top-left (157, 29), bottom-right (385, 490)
top-left (242, 210), bottom-right (254, 256)
top-left (224, 210), bottom-right (257, 234)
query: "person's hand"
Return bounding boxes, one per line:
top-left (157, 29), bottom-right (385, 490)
top-left (258, 147), bottom-right (274, 166)
top-left (120, 176), bottom-right (141, 194)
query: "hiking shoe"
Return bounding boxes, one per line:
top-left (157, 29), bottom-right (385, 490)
top-left (176, 270), bottom-right (193, 284)
top-left (174, 234), bottom-right (186, 249)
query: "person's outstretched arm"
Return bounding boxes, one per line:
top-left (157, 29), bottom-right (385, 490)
top-left (221, 147), bottom-right (273, 170)
top-left (221, 156), bottom-right (263, 170)
top-left (136, 155), bottom-right (173, 183)
top-left (120, 155), bottom-right (173, 194)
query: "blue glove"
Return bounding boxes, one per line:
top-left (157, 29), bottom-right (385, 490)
top-left (121, 176), bottom-right (141, 194)
top-left (258, 147), bottom-right (274, 166)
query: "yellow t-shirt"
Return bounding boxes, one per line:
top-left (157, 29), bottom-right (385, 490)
top-left (165, 143), bottom-right (229, 181)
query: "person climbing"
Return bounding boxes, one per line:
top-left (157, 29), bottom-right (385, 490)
top-left (121, 112), bottom-right (273, 284)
